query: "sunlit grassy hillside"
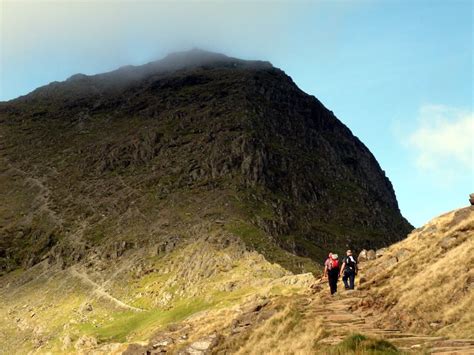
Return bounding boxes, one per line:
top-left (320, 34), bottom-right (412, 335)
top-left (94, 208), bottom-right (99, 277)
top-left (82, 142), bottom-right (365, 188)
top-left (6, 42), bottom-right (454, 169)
top-left (0, 228), bottom-right (315, 353)
top-left (358, 206), bottom-right (474, 338)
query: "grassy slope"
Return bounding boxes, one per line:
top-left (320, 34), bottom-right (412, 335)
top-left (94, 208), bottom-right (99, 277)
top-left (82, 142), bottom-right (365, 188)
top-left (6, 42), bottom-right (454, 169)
top-left (359, 206), bottom-right (474, 338)
top-left (3, 200), bottom-right (469, 354)
top-left (0, 227), bottom-right (317, 353)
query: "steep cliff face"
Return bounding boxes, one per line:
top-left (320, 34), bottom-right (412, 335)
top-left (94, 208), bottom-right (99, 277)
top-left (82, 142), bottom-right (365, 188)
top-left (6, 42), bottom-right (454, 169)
top-left (0, 49), bottom-right (411, 275)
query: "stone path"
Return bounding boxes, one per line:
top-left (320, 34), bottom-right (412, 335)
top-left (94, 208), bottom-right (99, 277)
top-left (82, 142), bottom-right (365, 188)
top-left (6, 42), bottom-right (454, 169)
top-left (304, 290), bottom-right (474, 354)
top-left (70, 266), bottom-right (143, 312)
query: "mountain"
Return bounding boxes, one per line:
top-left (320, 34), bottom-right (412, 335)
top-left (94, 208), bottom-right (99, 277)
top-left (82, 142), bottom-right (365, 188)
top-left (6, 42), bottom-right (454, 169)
top-left (0, 49), bottom-right (411, 275)
top-left (0, 49), bottom-right (414, 353)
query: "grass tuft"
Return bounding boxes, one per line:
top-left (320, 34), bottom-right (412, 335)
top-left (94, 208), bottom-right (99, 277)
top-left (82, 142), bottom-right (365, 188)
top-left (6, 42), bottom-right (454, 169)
top-left (327, 334), bottom-right (400, 355)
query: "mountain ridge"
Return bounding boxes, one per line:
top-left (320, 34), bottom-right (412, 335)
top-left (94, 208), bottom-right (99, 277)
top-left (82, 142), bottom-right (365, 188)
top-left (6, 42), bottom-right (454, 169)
top-left (0, 50), bottom-right (412, 276)
top-left (3, 49), bottom-right (272, 104)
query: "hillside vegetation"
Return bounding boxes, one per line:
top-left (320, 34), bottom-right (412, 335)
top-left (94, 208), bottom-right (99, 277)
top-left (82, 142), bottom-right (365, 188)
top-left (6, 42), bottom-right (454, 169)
top-left (358, 206), bottom-right (474, 339)
top-left (0, 229), bottom-right (315, 353)
top-left (0, 50), bottom-right (441, 354)
top-left (1, 206), bottom-right (472, 353)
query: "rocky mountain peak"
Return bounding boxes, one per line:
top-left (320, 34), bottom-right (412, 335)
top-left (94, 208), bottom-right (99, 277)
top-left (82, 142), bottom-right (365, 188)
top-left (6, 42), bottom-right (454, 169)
top-left (6, 49), bottom-right (273, 105)
top-left (0, 51), bottom-right (412, 274)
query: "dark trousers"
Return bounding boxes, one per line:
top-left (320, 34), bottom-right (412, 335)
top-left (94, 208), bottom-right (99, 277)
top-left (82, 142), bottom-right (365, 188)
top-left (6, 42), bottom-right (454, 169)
top-left (342, 269), bottom-right (355, 289)
top-left (328, 269), bottom-right (339, 294)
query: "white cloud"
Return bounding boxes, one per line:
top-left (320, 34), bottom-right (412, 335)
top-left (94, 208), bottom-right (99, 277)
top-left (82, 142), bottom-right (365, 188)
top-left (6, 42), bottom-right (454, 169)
top-left (407, 105), bottom-right (474, 178)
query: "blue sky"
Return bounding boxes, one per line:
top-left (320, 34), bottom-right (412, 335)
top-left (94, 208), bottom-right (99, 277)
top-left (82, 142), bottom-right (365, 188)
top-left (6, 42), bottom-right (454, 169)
top-left (1, 0), bottom-right (473, 226)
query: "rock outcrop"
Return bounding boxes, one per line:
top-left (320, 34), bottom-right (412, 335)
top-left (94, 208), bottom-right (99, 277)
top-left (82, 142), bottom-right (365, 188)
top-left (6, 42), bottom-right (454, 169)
top-left (0, 49), bottom-right (411, 274)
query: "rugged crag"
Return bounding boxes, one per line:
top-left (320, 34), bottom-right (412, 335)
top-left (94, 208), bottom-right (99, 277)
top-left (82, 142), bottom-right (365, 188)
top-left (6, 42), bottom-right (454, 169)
top-left (0, 49), bottom-right (411, 276)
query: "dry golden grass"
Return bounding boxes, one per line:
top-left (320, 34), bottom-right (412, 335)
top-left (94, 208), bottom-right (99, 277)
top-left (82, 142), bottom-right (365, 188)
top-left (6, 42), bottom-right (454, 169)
top-left (231, 301), bottom-right (324, 355)
top-left (360, 206), bottom-right (474, 338)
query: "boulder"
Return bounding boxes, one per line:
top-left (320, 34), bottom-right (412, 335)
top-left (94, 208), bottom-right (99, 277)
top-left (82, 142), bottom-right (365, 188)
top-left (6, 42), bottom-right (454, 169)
top-left (80, 303), bottom-right (93, 313)
top-left (61, 334), bottom-right (72, 351)
top-left (123, 344), bottom-right (148, 354)
top-left (182, 334), bottom-right (220, 354)
top-left (379, 257), bottom-right (398, 271)
top-left (439, 236), bottom-right (457, 250)
top-left (241, 298), bottom-right (269, 314)
top-left (367, 249), bottom-right (376, 260)
top-left (394, 248), bottom-right (410, 261)
top-left (470, 193), bottom-right (474, 206)
top-left (152, 337), bottom-right (174, 349)
top-left (74, 335), bottom-right (97, 350)
top-left (358, 249), bottom-right (368, 262)
top-left (375, 248), bottom-right (387, 258)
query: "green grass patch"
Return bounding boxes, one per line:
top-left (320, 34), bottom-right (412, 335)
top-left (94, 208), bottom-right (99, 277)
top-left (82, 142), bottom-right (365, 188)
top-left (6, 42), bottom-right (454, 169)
top-left (326, 333), bottom-right (401, 355)
top-left (79, 298), bottom-right (212, 343)
top-left (79, 284), bottom-right (262, 344)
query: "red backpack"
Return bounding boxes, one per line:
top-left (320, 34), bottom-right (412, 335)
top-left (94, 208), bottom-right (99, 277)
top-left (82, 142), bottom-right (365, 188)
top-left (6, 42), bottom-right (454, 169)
top-left (326, 257), bottom-right (339, 270)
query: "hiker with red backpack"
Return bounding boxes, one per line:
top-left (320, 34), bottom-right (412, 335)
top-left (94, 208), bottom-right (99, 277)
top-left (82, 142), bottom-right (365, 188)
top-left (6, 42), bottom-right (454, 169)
top-left (323, 253), bottom-right (340, 295)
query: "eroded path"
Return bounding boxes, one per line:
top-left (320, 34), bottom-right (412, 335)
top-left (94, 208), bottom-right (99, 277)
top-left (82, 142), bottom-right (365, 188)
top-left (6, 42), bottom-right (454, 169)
top-left (306, 289), bottom-right (474, 354)
top-left (70, 266), bottom-right (143, 312)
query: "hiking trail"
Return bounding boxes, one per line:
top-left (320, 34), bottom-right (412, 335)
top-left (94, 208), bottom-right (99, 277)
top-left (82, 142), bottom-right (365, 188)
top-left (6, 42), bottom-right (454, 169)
top-left (70, 266), bottom-right (143, 312)
top-left (303, 289), bottom-right (474, 354)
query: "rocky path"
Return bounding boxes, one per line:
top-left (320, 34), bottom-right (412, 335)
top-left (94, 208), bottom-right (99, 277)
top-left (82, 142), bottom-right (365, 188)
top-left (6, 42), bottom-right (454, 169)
top-left (4, 163), bottom-right (64, 227)
top-left (70, 266), bottom-right (143, 312)
top-left (306, 290), bottom-right (474, 354)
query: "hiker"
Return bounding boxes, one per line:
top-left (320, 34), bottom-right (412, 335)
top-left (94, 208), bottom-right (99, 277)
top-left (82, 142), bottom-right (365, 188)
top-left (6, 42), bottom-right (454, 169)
top-left (323, 253), bottom-right (340, 295)
top-left (340, 249), bottom-right (358, 290)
